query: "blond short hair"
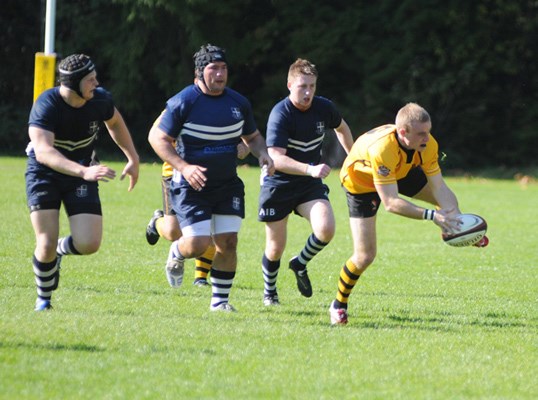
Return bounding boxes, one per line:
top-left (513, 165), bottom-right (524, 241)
top-left (395, 103), bottom-right (431, 131)
top-left (288, 58), bottom-right (318, 82)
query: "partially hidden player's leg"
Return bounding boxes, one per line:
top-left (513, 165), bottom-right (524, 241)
top-left (158, 213), bottom-right (181, 242)
top-left (261, 218), bottom-right (288, 305)
top-left (194, 244), bottom-right (215, 286)
top-left (166, 222), bottom-right (211, 289)
top-left (330, 216), bottom-right (376, 325)
top-left (30, 209), bottom-right (61, 311)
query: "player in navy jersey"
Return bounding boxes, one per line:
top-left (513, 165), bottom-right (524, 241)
top-left (148, 44), bottom-right (274, 312)
top-left (258, 59), bottom-right (354, 306)
top-left (26, 53), bottom-right (139, 311)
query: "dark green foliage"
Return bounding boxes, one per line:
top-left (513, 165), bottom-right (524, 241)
top-left (1, 0), bottom-right (536, 168)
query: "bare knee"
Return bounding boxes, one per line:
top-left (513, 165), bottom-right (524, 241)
top-left (161, 225), bottom-right (181, 242)
top-left (351, 250), bottom-right (376, 273)
top-left (74, 237), bottom-right (101, 255)
top-left (35, 236), bottom-right (59, 262)
top-left (217, 234), bottom-right (238, 254)
top-left (315, 224), bottom-right (335, 244)
top-left (179, 236), bottom-right (212, 258)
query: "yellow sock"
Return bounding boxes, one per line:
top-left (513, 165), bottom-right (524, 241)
top-left (194, 245), bottom-right (216, 280)
top-left (155, 217), bottom-right (165, 237)
top-left (336, 258), bottom-right (361, 305)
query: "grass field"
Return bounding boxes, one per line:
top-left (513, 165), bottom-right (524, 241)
top-left (1, 156), bottom-right (537, 399)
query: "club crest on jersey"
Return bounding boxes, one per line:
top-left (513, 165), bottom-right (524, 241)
top-left (231, 107), bottom-right (243, 120)
top-left (76, 184), bottom-right (89, 198)
top-left (88, 121), bottom-right (100, 135)
top-left (377, 165), bottom-right (390, 177)
top-left (316, 121), bottom-right (325, 135)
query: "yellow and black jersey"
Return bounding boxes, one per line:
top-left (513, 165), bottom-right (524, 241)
top-left (340, 124), bottom-right (441, 194)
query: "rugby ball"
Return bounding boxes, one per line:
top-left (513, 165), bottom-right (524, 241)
top-left (442, 213), bottom-right (487, 247)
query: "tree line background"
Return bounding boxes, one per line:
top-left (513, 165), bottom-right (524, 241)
top-left (1, 0), bottom-right (536, 170)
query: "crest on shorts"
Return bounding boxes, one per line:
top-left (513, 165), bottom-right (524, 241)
top-left (76, 184), bottom-right (88, 198)
top-left (232, 196), bottom-right (241, 210)
top-left (377, 165), bottom-right (390, 177)
top-left (231, 107), bottom-right (243, 120)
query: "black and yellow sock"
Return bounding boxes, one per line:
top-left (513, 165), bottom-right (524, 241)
top-left (334, 259), bottom-right (361, 309)
top-left (194, 245), bottom-right (215, 281)
top-left (155, 217), bottom-right (165, 237)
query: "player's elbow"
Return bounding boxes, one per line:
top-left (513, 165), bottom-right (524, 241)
top-left (382, 200), bottom-right (399, 214)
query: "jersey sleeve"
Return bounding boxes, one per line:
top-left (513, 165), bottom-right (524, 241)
top-left (99, 88), bottom-right (116, 121)
top-left (324, 97), bottom-right (343, 129)
top-left (265, 102), bottom-right (289, 148)
top-left (422, 134), bottom-right (441, 176)
top-left (28, 90), bottom-right (57, 132)
top-left (369, 142), bottom-right (400, 185)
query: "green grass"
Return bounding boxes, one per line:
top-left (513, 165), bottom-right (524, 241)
top-left (1, 156), bottom-right (537, 399)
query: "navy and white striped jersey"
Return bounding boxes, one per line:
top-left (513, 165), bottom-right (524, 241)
top-left (27, 87), bottom-right (114, 169)
top-left (264, 96), bottom-right (342, 186)
top-left (158, 84), bottom-right (257, 188)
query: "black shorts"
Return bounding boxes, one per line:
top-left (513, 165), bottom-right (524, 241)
top-left (25, 167), bottom-right (102, 216)
top-left (161, 176), bottom-right (175, 216)
top-left (172, 177), bottom-right (245, 227)
top-left (345, 167), bottom-right (427, 218)
top-left (258, 180), bottom-right (330, 222)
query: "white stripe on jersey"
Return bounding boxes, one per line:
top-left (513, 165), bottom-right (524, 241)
top-left (288, 134), bottom-right (325, 152)
top-left (54, 133), bottom-right (97, 151)
top-left (181, 121), bottom-right (244, 141)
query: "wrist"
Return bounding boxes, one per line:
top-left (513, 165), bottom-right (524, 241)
top-left (423, 209), bottom-right (436, 221)
top-left (306, 165), bottom-right (314, 176)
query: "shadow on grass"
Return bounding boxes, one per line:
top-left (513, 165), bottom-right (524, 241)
top-left (312, 309), bottom-right (533, 332)
top-left (0, 341), bottom-right (105, 353)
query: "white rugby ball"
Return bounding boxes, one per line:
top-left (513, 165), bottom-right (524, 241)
top-left (442, 213), bottom-right (487, 247)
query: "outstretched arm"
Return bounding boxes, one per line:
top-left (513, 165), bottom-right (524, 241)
top-left (242, 130), bottom-right (275, 175)
top-left (104, 108), bottom-right (140, 191)
top-left (334, 118), bottom-right (354, 154)
top-left (376, 179), bottom-right (461, 234)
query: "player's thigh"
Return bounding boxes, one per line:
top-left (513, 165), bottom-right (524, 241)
top-left (349, 216), bottom-right (377, 265)
top-left (30, 209), bottom-right (61, 259)
top-left (68, 213), bottom-right (103, 253)
top-left (298, 199), bottom-right (335, 238)
top-left (264, 217), bottom-right (288, 258)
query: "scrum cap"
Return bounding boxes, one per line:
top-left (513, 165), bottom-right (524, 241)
top-left (193, 44), bottom-right (227, 78)
top-left (59, 54), bottom-right (95, 97)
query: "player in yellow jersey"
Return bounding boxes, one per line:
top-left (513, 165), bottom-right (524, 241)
top-left (328, 102), bottom-right (488, 325)
top-left (146, 143), bottom-right (250, 286)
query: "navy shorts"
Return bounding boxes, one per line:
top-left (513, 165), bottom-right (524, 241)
top-left (25, 166), bottom-right (102, 216)
top-left (258, 180), bottom-right (330, 222)
top-left (172, 177), bottom-right (245, 227)
top-left (345, 166), bottom-right (427, 218)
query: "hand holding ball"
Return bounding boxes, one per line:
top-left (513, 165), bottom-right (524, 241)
top-left (442, 214), bottom-right (487, 247)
